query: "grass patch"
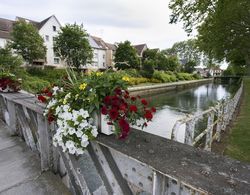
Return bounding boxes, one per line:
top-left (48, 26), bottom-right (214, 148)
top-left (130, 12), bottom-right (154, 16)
top-left (224, 77), bottom-right (250, 163)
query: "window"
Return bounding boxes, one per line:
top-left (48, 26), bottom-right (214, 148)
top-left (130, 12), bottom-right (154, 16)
top-left (45, 35), bottom-right (49, 41)
top-left (103, 54), bottom-right (105, 59)
top-left (54, 58), bottom-right (60, 64)
top-left (53, 26), bottom-right (56, 32)
top-left (103, 62), bottom-right (106, 67)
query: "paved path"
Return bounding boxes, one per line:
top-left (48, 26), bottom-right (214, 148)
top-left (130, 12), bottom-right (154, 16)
top-left (0, 120), bottom-right (71, 195)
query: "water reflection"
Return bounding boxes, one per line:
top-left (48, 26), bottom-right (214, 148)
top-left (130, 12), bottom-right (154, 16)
top-left (140, 83), bottom-right (238, 139)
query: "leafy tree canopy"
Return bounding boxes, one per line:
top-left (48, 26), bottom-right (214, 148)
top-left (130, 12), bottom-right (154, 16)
top-left (10, 21), bottom-right (46, 64)
top-left (114, 41), bottom-right (140, 70)
top-left (169, 0), bottom-right (250, 74)
top-left (54, 24), bottom-right (93, 71)
top-left (0, 47), bottom-right (23, 73)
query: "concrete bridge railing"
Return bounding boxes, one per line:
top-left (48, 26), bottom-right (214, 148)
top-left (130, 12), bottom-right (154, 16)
top-left (0, 91), bottom-right (250, 194)
top-left (171, 82), bottom-right (243, 151)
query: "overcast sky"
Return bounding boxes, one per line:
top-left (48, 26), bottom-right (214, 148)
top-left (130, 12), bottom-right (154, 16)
top-left (0, 0), bottom-right (191, 49)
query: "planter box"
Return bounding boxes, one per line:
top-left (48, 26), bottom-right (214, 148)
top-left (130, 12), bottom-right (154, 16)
top-left (93, 112), bottom-right (114, 135)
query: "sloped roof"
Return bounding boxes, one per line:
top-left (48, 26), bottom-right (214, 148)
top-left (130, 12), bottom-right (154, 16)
top-left (133, 44), bottom-right (147, 55)
top-left (105, 42), bottom-right (117, 51)
top-left (0, 15), bottom-right (58, 40)
top-left (0, 18), bottom-right (14, 39)
top-left (91, 36), bottom-right (107, 50)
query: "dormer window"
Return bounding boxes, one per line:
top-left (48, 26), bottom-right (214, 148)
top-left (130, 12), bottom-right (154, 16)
top-left (53, 26), bottom-right (56, 32)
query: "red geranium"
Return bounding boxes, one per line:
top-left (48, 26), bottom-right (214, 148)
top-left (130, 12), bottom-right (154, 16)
top-left (101, 106), bottom-right (108, 115)
top-left (47, 112), bottom-right (55, 124)
top-left (131, 96), bottom-right (136, 101)
top-left (109, 108), bottom-right (119, 120)
top-left (151, 107), bottom-right (156, 113)
top-left (144, 110), bottom-right (153, 120)
top-left (38, 95), bottom-right (47, 103)
top-left (129, 105), bottom-right (137, 112)
top-left (141, 99), bottom-right (148, 106)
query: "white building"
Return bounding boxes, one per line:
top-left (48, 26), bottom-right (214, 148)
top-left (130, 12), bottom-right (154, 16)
top-left (0, 15), bottom-right (64, 67)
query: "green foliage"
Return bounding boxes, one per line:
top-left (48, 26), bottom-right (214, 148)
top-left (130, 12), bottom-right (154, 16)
top-left (125, 77), bottom-right (161, 85)
top-left (169, 0), bottom-right (250, 75)
top-left (0, 47), bottom-right (23, 73)
top-left (54, 24), bottom-right (93, 71)
top-left (10, 21), bottom-right (46, 64)
top-left (176, 72), bottom-right (194, 81)
top-left (183, 60), bottom-right (196, 73)
top-left (26, 67), bottom-right (67, 83)
top-left (21, 73), bottom-right (50, 93)
top-left (114, 41), bottom-right (140, 70)
top-left (141, 60), bottom-right (155, 78)
top-left (224, 78), bottom-right (250, 163)
top-left (152, 71), bottom-right (177, 82)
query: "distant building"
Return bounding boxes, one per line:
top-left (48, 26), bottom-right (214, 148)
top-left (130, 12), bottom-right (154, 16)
top-left (0, 15), bottom-right (65, 67)
top-left (133, 44), bottom-right (148, 58)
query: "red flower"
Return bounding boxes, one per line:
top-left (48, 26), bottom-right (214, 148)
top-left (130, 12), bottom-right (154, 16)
top-left (142, 122), bottom-right (148, 128)
top-left (131, 96), bottom-right (136, 101)
top-left (125, 90), bottom-right (129, 95)
top-left (109, 109), bottom-right (119, 120)
top-left (42, 87), bottom-right (49, 93)
top-left (104, 96), bottom-right (111, 105)
top-left (119, 104), bottom-right (127, 111)
top-left (151, 107), bottom-right (156, 113)
top-left (124, 94), bottom-right (130, 99)
top-left (114, 87), bottom-right (122, 95)
top-left (141, 99), bottom-right (148, 106)
top-left (101, 106), bottom-right (108, 115)
top-left (119, 118), bottom-right (130, 133)
top-left (38, 95), bottom-right (47, 103)
top-left (47, 92), bottom-right (53, 97)
top-left (144, 110), bottom-right (153, 120)
top-left (129, 105), bottom-right (137, 112)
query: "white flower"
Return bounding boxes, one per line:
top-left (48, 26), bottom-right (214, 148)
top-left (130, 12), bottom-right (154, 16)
top-left (68, 128), bottom-right (76, 135)
top-left (91, 126), bottom-right (98, 137)
top-left (81, 134), bottom-right (89, 147)
top-left (52, 86), bottom-right (59, 95)
top-left (76, 130), bottom-right (83, 138)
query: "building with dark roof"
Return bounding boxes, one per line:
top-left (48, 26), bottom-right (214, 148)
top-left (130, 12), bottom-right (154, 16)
top-left (0, 15), bottom-right (64, 67)
top-left (133, 44), bottom-right (148, 57)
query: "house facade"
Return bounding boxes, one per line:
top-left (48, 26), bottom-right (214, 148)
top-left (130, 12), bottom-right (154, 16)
top-left (0, 15), bottom-right (118, 70)
top-left (133, 44), bottom-right (148, 58)
top-left (0, 15), bottom-right (64, 67)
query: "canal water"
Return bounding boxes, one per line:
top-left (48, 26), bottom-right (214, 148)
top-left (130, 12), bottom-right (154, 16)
top-left (139, 81), bottom-right (239, 141)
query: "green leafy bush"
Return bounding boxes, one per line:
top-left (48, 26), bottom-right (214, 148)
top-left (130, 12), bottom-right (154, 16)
top-left (176, 72), bottom-right (194, 80)
top-left (21, 74), bottom-right (50, 93)
top-left (152, 71), bottom-right (176, 82)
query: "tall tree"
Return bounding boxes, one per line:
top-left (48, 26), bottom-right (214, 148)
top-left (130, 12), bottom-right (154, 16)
top-left (10, 21), bottom-right (46, 65)
top-left (54, 24), bottom-right (93, 71)
top-left (114, 41), bottom-right (140, 70)
top-left (163, 39), bottom-right (201, 65)
top-left (0, 47), bottom-right (22, 73)
top-left (169, 0), bottom-right (250, 75)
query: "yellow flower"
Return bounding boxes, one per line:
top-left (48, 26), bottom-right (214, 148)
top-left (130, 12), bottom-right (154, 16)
top-left (122, 76), bottom-right (130, 82)
top-left (96, 72), bottom-right (103, 76)
top-left (79, 83), bottom-right (87, 90)
top-left (68, 108), bottom-right (72, 112)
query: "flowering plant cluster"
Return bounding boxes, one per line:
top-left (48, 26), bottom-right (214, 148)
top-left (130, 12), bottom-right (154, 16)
top-left (101, 87), bottom-right (156, 139)
top-left (40, 86), bottom-right (98, 155)
top-left (0, 71), bottom-right (21, 92)
top-left (38, 71), bottom-right (156, 155)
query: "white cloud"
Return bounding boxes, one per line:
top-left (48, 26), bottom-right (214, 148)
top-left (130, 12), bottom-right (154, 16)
top-left (0, 0), bottom-right (189, 49)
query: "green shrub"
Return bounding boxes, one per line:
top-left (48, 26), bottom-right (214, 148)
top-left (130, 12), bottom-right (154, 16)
top-left (176, 72), bottom-right (194, 81)
top-left (152, 71), bottom-right (174, 83)
top-left (21, 74), bottom-right (50, 93)
top-left (27, 67), bottom-right (67, 83)
top-left (192, 73), bottom-right (202, 79)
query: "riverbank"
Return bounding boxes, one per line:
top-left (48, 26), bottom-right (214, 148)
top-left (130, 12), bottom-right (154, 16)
top-left (128, 78), bottom-right (213, 96)
top-left (224, 77), bottom-right (250, 163)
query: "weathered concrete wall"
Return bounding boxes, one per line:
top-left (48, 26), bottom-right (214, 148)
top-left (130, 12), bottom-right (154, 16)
top-left (0, 91), bottom-right (250, 194)
top-left (128, 79), bottom-right (213, 96)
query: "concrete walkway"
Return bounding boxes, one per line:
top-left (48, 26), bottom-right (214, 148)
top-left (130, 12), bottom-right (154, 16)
top-left (0, 120), bottom-right (71, 195)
